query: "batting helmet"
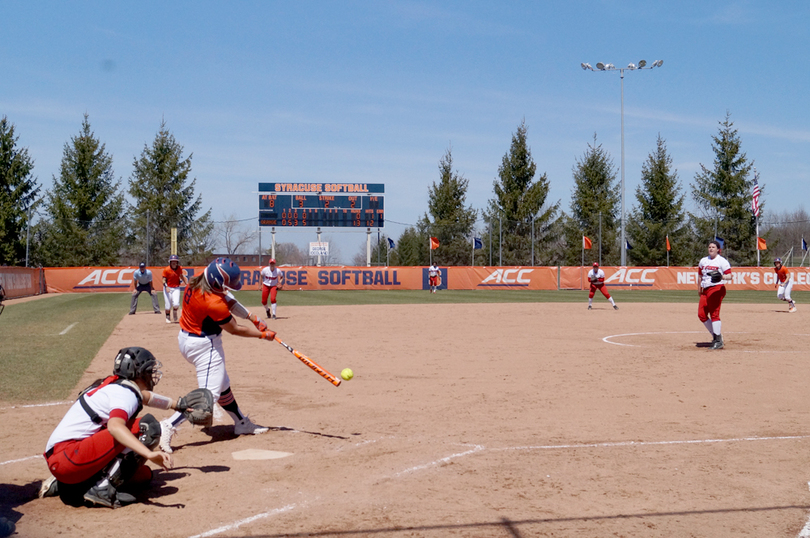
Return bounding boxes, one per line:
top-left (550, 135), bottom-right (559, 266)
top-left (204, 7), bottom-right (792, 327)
top-left (205, 257), bottom-right (243, 292)
top-left (169, 255), bottom-right (179, 263)
top-left (775, 258), bottom-right (782, 264)
top-left (113, 347), bottom-right (162, 390)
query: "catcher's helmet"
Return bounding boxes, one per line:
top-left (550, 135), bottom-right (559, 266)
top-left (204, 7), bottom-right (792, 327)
top-left (205, 257), bottom-right (243, 292)
top-left (169, 254), bottom-right (179, 263)
top-left (113, 347), bottom-right (162, 390)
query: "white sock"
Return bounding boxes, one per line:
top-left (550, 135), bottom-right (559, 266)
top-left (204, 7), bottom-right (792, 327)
top-left (703, 320), bottom-right (714, 334)
top-left (712, 320), bottom-right (721, 336)
top-left (271, 304), bottom-right (277, 316)
top-left (609, 298), bottom-right (615, 306)
top-left (588, 298), bottom-right (593, 306)
top-left (166, 411), bottom-right (184, 427)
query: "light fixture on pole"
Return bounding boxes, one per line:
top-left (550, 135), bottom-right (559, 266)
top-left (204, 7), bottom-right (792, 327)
top-left (581, 59), bottom-right (663, 266)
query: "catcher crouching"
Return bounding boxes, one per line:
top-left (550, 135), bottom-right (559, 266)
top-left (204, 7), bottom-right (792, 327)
top-left (39, 347), bottom-right (213, 508)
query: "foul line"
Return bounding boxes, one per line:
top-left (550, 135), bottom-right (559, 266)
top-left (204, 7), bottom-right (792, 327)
top-left (187, 504), bottom-right (297, 538)
top-left (0, 400), bottom-right (71, 411)
top-left (0, 455), bottom-right (42, 466)
top-left (393, 444), bottom-right (485, 477)
top-left (59, 322), bottom-right (78, 335)
top-left (494, 434), bottom-right (810, 452)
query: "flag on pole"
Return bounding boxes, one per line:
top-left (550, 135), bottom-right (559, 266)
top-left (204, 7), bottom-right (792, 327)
top-left (803, 237), bottom-right (808, 252)
top-left (387, 237), bottom-right (395, 249)
top-left (714, 236), bottom-right (725, 250)
top-left (625, 240), bottom-right (633, 250)
top-left (666, 235), bottom-right (671, 251)
top-left (430, 237), bottom-right (440, 250)
top-left (757, 237), bottom-right (767, 250)
top-left (751, 173), bottom-right (761, 217)
top-left (583, 236), bottom-right (592, 250)
top-left (473, 237), bottom-right (483, 250)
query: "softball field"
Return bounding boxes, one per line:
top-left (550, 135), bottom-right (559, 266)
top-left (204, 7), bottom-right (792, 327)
top-left (3, 300), bottom-right (810, 537)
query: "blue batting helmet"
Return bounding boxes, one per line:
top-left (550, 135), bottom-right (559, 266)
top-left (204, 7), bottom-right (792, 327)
top-left (169, 254), bottom-right (179, 263)
top-left (774, 258), bottom-right (782, 264)
top-left (205, 257), bottom-right (242, 292)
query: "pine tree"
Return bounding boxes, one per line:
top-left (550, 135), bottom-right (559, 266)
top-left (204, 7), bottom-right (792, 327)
top-left (626, 135), bottom-right (691, 266)
top-left (417, 148), bottom-right (477, 266)
top-left (691, 112), bottom-right (760, 265)
top-left (38, 114), bottom-right (125, 266)
top-left (0, 117), bottom-right (39, 266)
top-left (563, 134), bottom-right (620, 265)
top-left (128, 121), bottom-right (213, 265)
top-left (393, 226), bottom-right (429, 266)
top-left (485, 121), bottom-right (560, 265)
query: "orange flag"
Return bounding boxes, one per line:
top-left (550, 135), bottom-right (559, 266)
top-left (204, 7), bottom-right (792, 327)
top-left (666, 235), bottom-right (671, 251)
top-left (430, 237), bottom-right (440, 250)
top-left (757, 237), bottom-right (767, 250)
top-left (583, 236), bottom-right (592, 250)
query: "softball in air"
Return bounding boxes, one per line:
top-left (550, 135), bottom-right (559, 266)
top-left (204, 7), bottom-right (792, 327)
top-left (341, 368), bottom-right (354, 381)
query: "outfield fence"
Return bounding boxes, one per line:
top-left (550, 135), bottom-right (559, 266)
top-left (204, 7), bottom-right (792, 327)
top-left (40, 265), bottom-right (810, 293)
top-left (0, 266), bottom-right (46, 298)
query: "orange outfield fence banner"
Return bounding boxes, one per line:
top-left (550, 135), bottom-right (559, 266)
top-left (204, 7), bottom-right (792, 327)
top-left (0, 266), bottom-right (46, 298)
top-left (41, 265), bottom-right (810, 293)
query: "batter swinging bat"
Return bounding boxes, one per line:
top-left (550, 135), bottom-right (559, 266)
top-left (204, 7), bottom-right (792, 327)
top-left (274, 337), bottom-right (341, 387)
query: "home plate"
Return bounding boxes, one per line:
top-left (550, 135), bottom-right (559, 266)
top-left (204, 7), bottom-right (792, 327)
top-left (232, 449), bottom-right (293, 460)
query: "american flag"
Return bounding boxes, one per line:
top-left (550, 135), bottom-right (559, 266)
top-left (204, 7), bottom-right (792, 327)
top-left (751, 172), bottom-right (761, 217)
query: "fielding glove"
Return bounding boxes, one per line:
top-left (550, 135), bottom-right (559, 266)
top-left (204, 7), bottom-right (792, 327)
top-left (708, 270), bottom-right (723, 283)
top-left (176, 388), bottom-right (214, 426)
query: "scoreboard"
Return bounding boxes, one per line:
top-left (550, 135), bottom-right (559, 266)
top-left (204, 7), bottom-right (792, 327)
top-left (258, 183), bottom-right (384, 228)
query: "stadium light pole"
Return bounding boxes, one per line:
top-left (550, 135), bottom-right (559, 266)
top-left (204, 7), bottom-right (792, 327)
top-left (581, 59), bottom-right (663, 266)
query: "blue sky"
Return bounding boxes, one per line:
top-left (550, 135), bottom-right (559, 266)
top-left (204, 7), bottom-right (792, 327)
top-left (2, 1), bottom-right (808, 262)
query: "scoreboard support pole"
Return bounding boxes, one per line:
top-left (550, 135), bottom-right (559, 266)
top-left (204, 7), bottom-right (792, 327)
top-left (365, 228), bottom-right (371, 267)
top-left (317, 228), bottom-right (322, 267)
top-left (271, 228), bottom-right (276, 261)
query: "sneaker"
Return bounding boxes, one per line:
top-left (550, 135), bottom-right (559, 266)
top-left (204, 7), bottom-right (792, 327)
top-left (588, 305), bottom-right (592, 310)
top-left (159, 420), bottom-right (176, 454)
top-left (265, 308), bottom-right (271, 319)
top-left (165, 317), bottom-right (171, 324)
top-left (128, 312), bottom-right (135, 316)
top-left (154, 311), bottom-right (161, 314)
top-left (790, 304), bottom-right (797, 313)
top-left (234, 416), bottom-right (269, 436)
top-left (711, 335), bottom-right (724, 350)
top-left (39, 475), bottom-right (58, 498)
top-left (613, 304), bottom-right (619, 310)
top-left (83, 483), bottom-right (136, 508)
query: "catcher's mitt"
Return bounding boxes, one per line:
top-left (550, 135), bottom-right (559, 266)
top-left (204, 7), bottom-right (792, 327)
top-left (708, 270), bottom-right (723, 283)
top-left (177, 388), bottom-right (214, 426)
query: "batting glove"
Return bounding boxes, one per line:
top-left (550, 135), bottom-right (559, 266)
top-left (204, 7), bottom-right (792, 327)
top-left (259, 330), bottom-right (276, 341)
top-left (248, 313), bottom-right (268, 332)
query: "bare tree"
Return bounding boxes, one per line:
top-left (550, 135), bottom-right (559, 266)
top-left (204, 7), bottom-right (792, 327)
top-left (216, 214), bottom-right (258, 255)
top-left (271, 242), bottom-right (306, 265)
top-left (761, 207), bottom-right (810, 266)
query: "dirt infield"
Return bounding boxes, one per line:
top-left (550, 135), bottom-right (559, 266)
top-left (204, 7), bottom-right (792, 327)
top-left (3, 301), bottom-right (810, 537)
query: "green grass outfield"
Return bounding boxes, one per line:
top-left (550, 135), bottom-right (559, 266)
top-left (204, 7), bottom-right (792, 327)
top-left (2, 290), bottom-right (804, 403)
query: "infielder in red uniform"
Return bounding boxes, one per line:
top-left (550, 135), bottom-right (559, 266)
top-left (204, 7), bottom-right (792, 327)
top-left (587, 262), bottom-right (618, 310)
top-left (40, 347), bottom-right (174, 508)
top-left (260, 258), bottom-right (284, 319)
top-left (773, 257), bottom-right (797, 312)
top-left (159, 257), bottom-right (275, 453)
top-left (697, 240), bottom-right (732, 349)
top-left (428, 263), bottom-right (440, 293)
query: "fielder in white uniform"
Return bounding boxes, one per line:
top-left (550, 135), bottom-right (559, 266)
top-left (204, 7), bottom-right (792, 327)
top-left (260, 259), bottom-right (285, 319)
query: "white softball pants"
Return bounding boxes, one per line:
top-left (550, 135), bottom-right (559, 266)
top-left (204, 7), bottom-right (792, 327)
top-left (177, 331), bottom-right (231, 401)
top-left (164, 287), bottom-right (182, 310)
top-left (777, 279), bottom-right (794, 301)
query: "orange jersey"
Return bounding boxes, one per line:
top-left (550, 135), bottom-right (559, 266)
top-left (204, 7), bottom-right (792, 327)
top-left (162, 265), bottom-right (184, 288)
top-left (775, 266), bottom-right (789, 283)
top-left (179, 287), bottom-right (232, 336)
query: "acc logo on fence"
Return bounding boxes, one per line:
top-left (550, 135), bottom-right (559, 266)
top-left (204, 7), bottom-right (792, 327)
top-left (604, 268), bottom-right (658, 286)
top-left (479, 268), bottom-right (533, 287)
top-left (76, 269), bottom-right (136, 290)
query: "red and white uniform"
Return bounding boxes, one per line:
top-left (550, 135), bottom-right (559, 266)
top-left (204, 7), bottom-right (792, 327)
top-left (587, 267), bottom-right (611, 298)
top-left (177, 287), bottom-right (233, 401)
top-left (44, 380), bottom-right (143, 484)
top-left (162, 264), bottom-right (185, 310)
top-left (260, 266), bottom-right (284, 314)
top-left (697, 254), bottom-right (731, 323)
top-left (428, 264), bottom-right (440, 292)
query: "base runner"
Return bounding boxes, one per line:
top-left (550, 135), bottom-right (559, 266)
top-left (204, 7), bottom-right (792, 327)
top-left (162, 255), bottom-right (188, 324)
top-left (587, 262), bottom-right (618, 310)
top-left (773, 258), bottom-right (796, 312)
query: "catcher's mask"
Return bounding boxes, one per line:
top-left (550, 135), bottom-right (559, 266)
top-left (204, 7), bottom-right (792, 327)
top-left (205, 257), bottom-right (243, 292)
top-left (113, 347), bottom-right (162, 390)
